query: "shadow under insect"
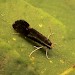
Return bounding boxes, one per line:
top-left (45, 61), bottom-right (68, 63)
top-left (12, 20), bottom-right (52, 59)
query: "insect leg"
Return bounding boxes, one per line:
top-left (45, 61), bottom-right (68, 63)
top-left (46, 49), bottom-right (50, 59)
top-left (29, 46), bottom-right (43, 57)
top-left (12, 33), bottom-right (20, 35)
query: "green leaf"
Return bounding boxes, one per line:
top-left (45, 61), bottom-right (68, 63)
top-left (0, 0), bottom-right (75, 75)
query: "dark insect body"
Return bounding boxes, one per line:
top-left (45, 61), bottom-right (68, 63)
top-left (12, 20), bottom-right (52, 58)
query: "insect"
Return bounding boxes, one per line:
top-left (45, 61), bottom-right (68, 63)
top-left (12, 20), bottom-right (52, 59)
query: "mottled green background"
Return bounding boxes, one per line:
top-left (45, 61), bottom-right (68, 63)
top-left (0, 0), bottom-right (75, 75)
